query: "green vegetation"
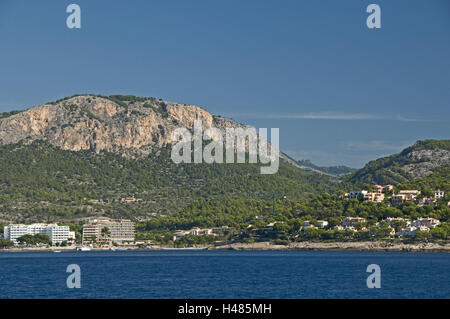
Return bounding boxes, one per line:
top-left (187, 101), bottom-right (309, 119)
top-left (397, 166), bottom-right (450, 192)
top-left (101, 227), bottom-right (111, 236)
top-left (103, 94), bottom-right (159, 110)
top-left (61, 103), bottom-right (104, 123)
top-left (137, 195), bottom-right (449, 231)
top-left (54, 94), bottom-right (160, 110)
top-left (143, 101), bottom-right (168, 118)
top-left (109, 95), bottom-right (155, 103)
top-left (136, 194), bottom-right (450, 245)
top-left (401, 139), bottom-right (450, 152)
top-left (0, 110), bottom-right (23, 119)
top-left (346, 139), bottom-right (450, 185)
top-left (0, 141), bottom-right (331, 223)
top-left (17, 234), bottom-right (51, 246)
top-left (347, 153), bottom-right (413, 185)
top-left (0, 239), bottom-right (14, 248)
top-left (428, 222), bottom-right (450, 239)
top-left (53, 93), bottom-right (169, 118)
top-left (173, 234), bottom-right (220, 247)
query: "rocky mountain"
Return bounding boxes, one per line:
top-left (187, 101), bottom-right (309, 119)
top-left (0, 94), bottom-right (247, 156)
top-left (346, 140), bottom-right (450, 185)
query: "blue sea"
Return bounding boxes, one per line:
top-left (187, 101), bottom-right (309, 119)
top-left (0, 250), bottom-right (448, 298)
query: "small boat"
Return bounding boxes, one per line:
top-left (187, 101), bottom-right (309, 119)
top-left (53, 250), bottom-right (61, 253)
top-left (77, 247), bottom-right (91, 251)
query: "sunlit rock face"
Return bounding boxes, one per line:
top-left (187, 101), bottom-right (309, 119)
top-left (0, 95), bottom-right (245, 157)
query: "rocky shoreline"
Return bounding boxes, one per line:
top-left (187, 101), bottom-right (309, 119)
top-left (1, 241), bottom-right (449, 253)
top-left (210, 241), bottom-right (450, 252)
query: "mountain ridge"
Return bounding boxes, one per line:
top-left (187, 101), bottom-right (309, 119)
top-left (0, 94), bottom-right (245, 157)
top-left (346, 139), bottom-right (450, 186)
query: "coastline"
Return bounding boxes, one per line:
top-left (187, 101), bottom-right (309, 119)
top-left (1, 241), bottom-right (450, 253)
top-left (209, 241), bottom-right (450, 252)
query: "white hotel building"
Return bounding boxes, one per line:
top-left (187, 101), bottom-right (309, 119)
top-left (4, 224), bottom-right (74, 244)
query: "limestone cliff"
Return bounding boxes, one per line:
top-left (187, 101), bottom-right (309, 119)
top-left (0, 95), bottom-right (245, 157)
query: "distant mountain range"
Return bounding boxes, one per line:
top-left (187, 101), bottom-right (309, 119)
top-left (296, 159), bottom-right (356, 177)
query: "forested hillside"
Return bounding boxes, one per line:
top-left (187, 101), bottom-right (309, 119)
top-left (0, 141), bottom-right (331, 223)
top-left (346, 140), bottom-right (450, 185)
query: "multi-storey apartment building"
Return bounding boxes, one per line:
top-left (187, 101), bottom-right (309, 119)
top-left (363, 192), bottom-right (385, 203)
top-left (82, 218), bottom-right (135, 245)
top-left (4, 224), bottom-right (71, 244)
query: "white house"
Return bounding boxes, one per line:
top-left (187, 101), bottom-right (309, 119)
top-left (434, 190), bottom-right (445, 199)
top-left (398, 226), bottom-right (429, 237)
top-left (202, 229), bottom-right (213, 235)
top-left (317, 220), bottom-right (329, 228)
top-left (348, 191), bottom-right (368, 199)
top-left (412, 218), bottom-right (440, 229)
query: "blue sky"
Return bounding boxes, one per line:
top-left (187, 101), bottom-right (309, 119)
top-left (0, 0), bottom-right (449, 167)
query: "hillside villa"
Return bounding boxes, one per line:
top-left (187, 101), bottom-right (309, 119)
top-left (172, 226), bottom-right (233, 241)
top-left (344, 185), bottom-right (445, 207)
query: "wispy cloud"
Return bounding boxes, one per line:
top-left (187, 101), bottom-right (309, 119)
top-left (343, 140), bottom-right (413, 152)
top-left (224, 112), bottom-right (387, 120)
top-left (225, 111), bottom-right (438, 122)
top-left (273, 112), bottom-right (386, 120)
top-left (395, 114), bottom-right (434, 122)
